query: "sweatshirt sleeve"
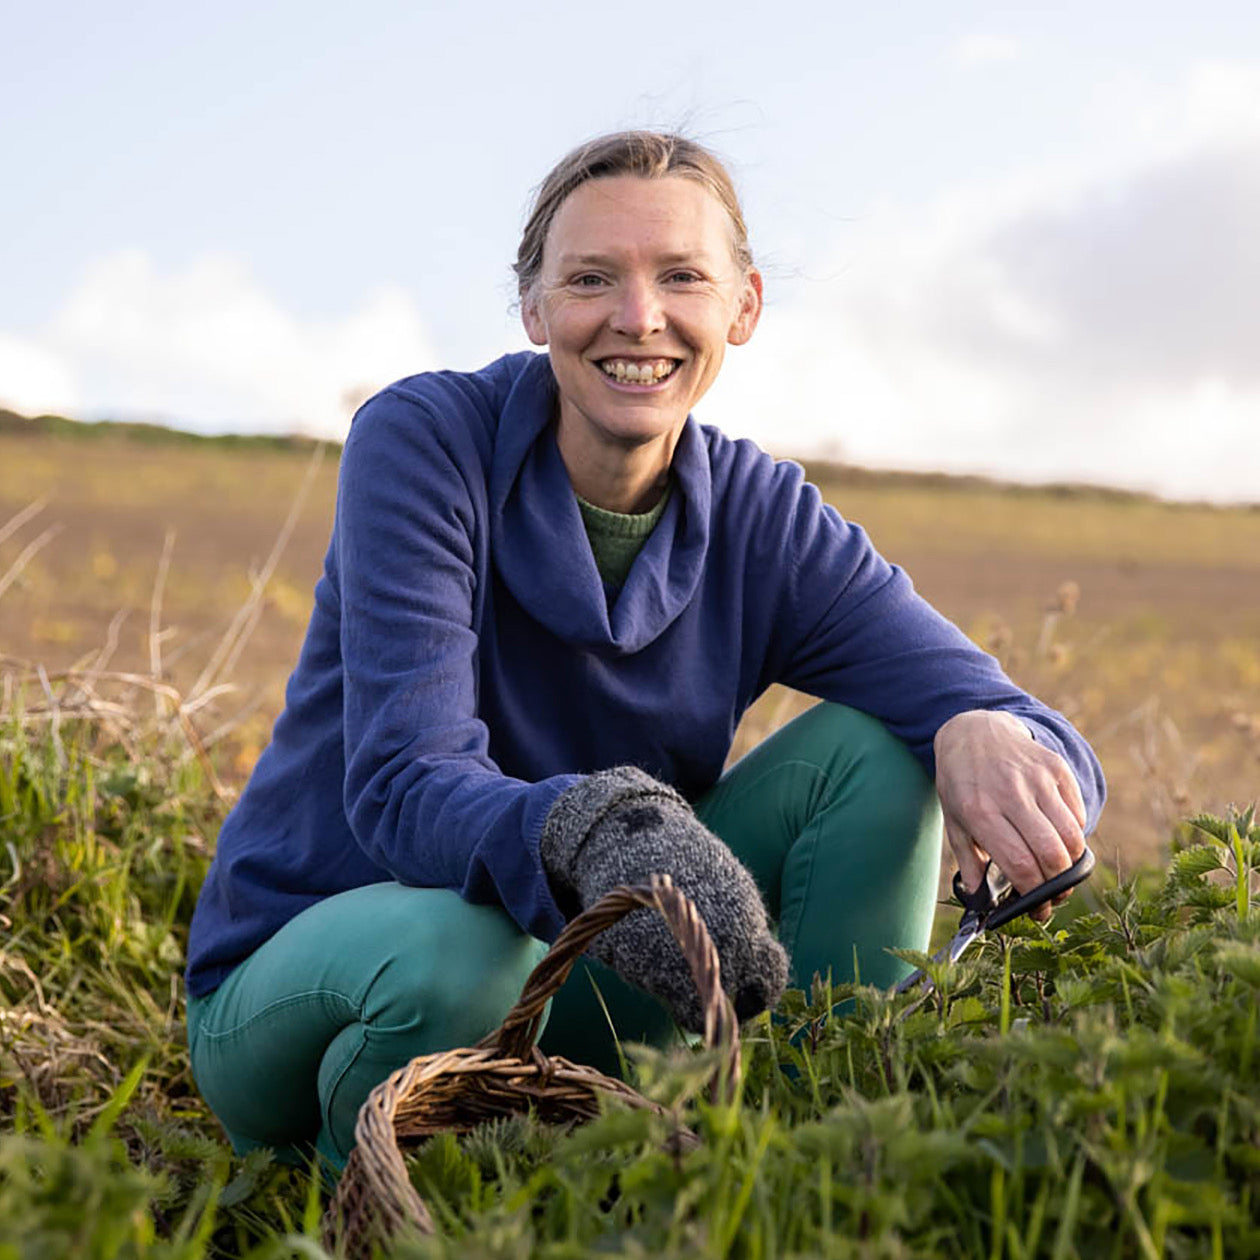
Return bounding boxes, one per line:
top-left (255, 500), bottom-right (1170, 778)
top-left (331, 388), bottom-right (580, 940)
top-left (768, 473), bottom-right (1106, 833)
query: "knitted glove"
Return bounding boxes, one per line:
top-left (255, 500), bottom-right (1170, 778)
top-left (540, 766), bottom-right (789, 1032)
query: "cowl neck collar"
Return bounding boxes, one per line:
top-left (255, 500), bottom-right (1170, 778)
top-left (489, 354), bottom-right (711, 656)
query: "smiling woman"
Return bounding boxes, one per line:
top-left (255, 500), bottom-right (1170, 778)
top-left (182, 130), bottom-right (1106, 1175)
top-left (521, 171), bottom-right (762, 511)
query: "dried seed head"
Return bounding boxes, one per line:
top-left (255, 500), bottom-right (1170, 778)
top-left (1054, 580), bottom-right (1081, 615)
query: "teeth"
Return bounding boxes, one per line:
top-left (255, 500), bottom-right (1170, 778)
top-left (600, 359), bottom-right (676, 383)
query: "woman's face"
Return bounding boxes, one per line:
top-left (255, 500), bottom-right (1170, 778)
top-left (522, 174), bottom-right (762, 469)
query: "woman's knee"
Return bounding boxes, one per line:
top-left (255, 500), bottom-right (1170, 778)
top-left (799, 703), bottom-right (940, 840)
top-left (189, 884), bottom-right (547, 1156)
top-left (313, 892), bottom-right (548, 1163)
top-left (354, 889), bottom-right (548, 1048)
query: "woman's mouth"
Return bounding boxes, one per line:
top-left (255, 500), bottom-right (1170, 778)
top-left (596, 357), bottom-right (680, 386)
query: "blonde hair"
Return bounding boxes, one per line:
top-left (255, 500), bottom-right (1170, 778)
top-left (514, 131), bottom-right (754, 296)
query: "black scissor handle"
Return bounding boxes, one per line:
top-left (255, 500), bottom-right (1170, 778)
top-left (951, 861), bottom-right (1010, 918)
top-left (984, 845), bottom-right (1096, 931)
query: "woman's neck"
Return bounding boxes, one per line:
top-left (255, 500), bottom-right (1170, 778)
top-left (555, 418), bottom-right (678, 514)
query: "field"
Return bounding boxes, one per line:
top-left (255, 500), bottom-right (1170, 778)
top-left (2, 422), bottom-right (1259, 1258)
top-left (3, 425), bottom-right (1258, 868)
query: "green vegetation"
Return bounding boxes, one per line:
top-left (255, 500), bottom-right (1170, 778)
top-left (1, 691), bottom-right (1257, 1258)
top-left (0, 406), bottom-right (327, 454)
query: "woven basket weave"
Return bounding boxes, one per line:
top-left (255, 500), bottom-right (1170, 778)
top-left (323, 874), bottom-right (740, 1257)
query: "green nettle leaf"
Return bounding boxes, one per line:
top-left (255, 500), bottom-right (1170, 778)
top-left (1146, 923), bottom-right (1216, 972)
top-left (887, 947), bottom-right (935, 973)
top-left (946, 996), bottom-right (989, 1028)
top-left (775, 986), bottom-right (810, 1021)
top-left (1113, 1029), bottom-right (1205, 1077)
top-left (1010, 940), bottom-right (1060, 973)
top-left (1213, 940), bottom-right (1260, 987)
top-left (794, 1117), bottom-right (858, 1161)
top-left (1225, 1141), bottom-right (1260, 1173)
top-left (990, 1027), bottom-right (1083, 1071)
top-left (1181, 883), bottom-right (1237, 913)
top-left (219, 1160), bottom-right (267, 1209)
top-left (884, 1126), bottom-right (974, 1178)
top-left (1169, 843), bottom-right (1227, 881)
top-left (556, 1105), bottom-right (661, 1157)
top-left (1190, 813), bottom-right (1235, 846)
top-left (1054, 975), bottom-right (1106, 1009)
top-left (1163, 1132), bottom-right (1223, 1184)
top-left (1000, 915), bottom-right (1048, 941)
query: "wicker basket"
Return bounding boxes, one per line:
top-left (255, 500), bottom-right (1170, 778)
top-left (323, 874), bottom-right (740, 1257)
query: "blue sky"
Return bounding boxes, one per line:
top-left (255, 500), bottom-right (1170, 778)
top-left (3, 1), bottom-right (1258, 501)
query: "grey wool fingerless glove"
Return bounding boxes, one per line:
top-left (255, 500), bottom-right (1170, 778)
top-left (540, 766), bottom-right (789, 1033)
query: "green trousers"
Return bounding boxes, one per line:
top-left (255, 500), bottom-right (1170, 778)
top-left (186, 702), bottom-right (942, 1170)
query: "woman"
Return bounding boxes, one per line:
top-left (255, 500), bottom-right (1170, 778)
top-left (185, 131), bottom-right (1105, 1172)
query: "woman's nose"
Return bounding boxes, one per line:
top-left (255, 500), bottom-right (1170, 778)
top-left (609, 277), bottom-right (666, 338)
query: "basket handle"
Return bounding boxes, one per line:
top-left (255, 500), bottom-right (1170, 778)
top-left (481, 874), bottom-right (741, 1095)
top-left (323, 876), bottom-right (742, 1257)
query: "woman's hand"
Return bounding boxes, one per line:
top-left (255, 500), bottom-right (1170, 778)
top-left (934, 710), bottom-right (1088, 920)
top-left (540, 767), bottom-right (788, 1030)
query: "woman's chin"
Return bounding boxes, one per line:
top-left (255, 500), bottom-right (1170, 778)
top-left (597, 412), bottom-right (689, 449)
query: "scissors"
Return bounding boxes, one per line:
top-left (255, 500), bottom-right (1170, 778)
top-left (894, 845), bottom-right (1096, 995)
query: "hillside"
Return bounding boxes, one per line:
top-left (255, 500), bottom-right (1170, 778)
top-left (2, 413), bottom-right (1258, 870)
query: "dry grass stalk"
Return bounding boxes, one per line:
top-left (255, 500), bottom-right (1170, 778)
top-left (148, 528), bottom-right (176, 718)
top-left (0, 955), bottom-right (117, 1121)
top-left (35, 664), bottom-right (64, 769)
top-left (0, 495), bottom-right (49, 550)
top-left (0, 523), bottom-right (63, 603)
top-left (1, 659), bottom-right (234, 804)
top-left (189, 441), bottom-right (325, 705)
top-left (198, 691), bottom-right (269, 753)
top-left (2, 441), bottom-right (327, 811)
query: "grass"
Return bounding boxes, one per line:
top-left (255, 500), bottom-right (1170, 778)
top-left (1, 700), bottom-right (1257, 1256)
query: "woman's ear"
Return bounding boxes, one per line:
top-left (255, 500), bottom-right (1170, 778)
top-left (521, 288), bottom-right (549, 347)
top-left (727, 268), bottom-right (763, 347)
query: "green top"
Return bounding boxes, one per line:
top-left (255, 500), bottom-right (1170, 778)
top-left (575, 484), bottom-right (673, 588)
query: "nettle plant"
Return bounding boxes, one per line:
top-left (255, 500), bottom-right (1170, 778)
top-left (1, 694), bottom-right (1258, 1259)
top-left (392, 806), bottom-right (1260, 1260)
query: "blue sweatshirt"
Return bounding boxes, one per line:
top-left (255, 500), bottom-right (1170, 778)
top-left (185, 352), bottom-right (1105, 997)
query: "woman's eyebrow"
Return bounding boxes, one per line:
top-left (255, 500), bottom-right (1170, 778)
top-left (557, 249), bottom-right (713, 268)
top-left (656, 251), bottom-right (712, 266)
top-left (554, 252), bottom-right (617, 267)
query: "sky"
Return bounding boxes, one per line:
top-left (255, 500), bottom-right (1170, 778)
top-left (2, 0), bottom-right (1258, 503)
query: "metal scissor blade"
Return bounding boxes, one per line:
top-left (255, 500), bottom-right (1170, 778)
top-left (946, 921), bottom-right (985, 964)
top-left (894, 915), bottom-right (984, 994)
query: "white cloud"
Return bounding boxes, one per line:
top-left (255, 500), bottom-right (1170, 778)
top-left (0, 334), bottom-right (80, 417)
top-left (949, 33), bottom-right (1022, 70)
top-left (1132, 60), bottom-right (1260, 156)
top-left (701, 62), bottom-right (1260, 504)
top-left (6, 61), bottom-right (1258, 506)
top-left (8, 250), bottom-right (436, 439)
